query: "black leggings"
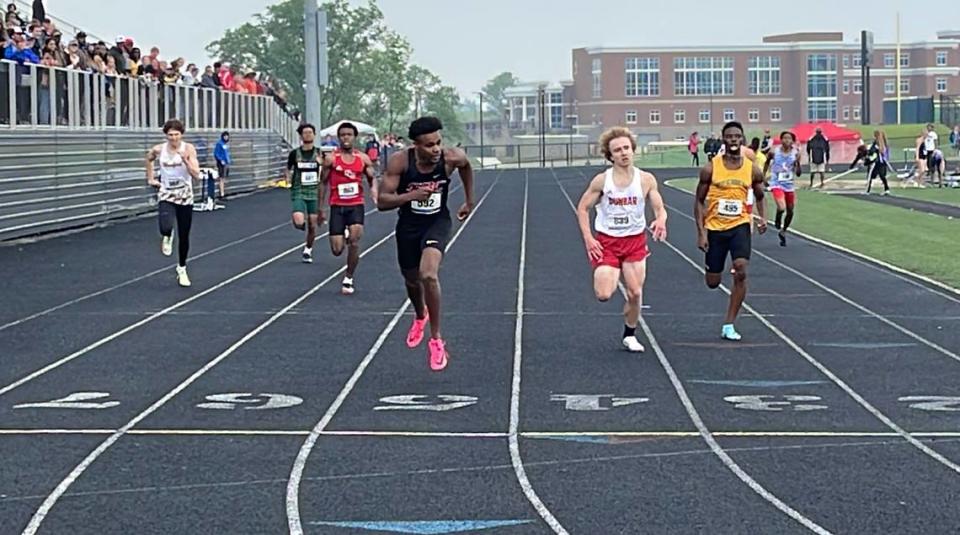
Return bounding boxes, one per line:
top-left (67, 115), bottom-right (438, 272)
top-left (159, 201), bottom-right (193, 266)
top-left (867, 162), bottom-right (889, 193)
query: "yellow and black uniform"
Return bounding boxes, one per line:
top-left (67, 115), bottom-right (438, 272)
top-left (704, 155), bottom-right (753, 273)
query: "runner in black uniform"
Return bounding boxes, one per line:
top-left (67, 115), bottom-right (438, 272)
top-left (377, 117), bottom-right (475, 371)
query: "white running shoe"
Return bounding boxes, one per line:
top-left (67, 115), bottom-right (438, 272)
top-left (622, 336), bottom-right (645, 352)
top-left (161, 235), bottom-right (173, 256)
top-left (341, 276), bottom-right (355, 295)
top-left (302, 247), bottom-right (313, 263)
top-left (176, 265), bottom-right (191, 287)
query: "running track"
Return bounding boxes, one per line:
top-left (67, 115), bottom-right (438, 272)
top-left (1, 167), bottom-right (959, 534)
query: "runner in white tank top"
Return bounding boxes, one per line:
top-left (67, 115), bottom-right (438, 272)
top-left (146, 119), bottom-right (200, 287)
top-left (576, 127), bottom-right (668, 353)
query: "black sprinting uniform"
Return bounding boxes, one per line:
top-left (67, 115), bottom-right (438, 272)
top-left (395, 148), bottom-right (453, 270)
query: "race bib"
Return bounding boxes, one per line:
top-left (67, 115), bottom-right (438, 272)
top-left (161, 175), bottom-right (186, 189)
top-left (718, 199), bottom-right (743, 217)
top-left (411, 192), bottom-right (442, 214)
top-left (607, 214), bottom-right (631, 229)
top-left (777, 171), bottom-right (794, 184)
top-left (337, 182), bottom-right (359, 198)
top-left (300, 171), bottom-right (318, 186)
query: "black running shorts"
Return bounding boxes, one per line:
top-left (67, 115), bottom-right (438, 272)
top-left (329, 205), bottom-right (365, 236)
top-left (395, 215), bottom-right (452, 271)
top-left (705, 223), bottom-right (751, 274)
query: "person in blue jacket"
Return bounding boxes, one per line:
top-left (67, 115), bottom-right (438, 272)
top-left (214, 131), bottom-right (231, 200)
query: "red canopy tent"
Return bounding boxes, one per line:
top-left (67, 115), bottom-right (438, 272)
top-left (773, 122), bottom-right (864, 164)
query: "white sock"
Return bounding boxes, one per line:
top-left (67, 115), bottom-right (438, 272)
top-left (304, 247), bottom-right (312, 254)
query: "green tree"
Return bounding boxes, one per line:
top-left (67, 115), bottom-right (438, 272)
top-left (207, 0), bottom-right (415, 127)
top-left (481, 72), bottom-right (519, 118)
top-left (407, 65), bottom-right (464, 143)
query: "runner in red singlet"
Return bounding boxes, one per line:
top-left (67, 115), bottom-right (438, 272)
top-left (319, 122), bottom-right (378, 295)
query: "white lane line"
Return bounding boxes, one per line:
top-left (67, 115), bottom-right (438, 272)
top-left (0, 199), bottom-right (398, 399)
top-left (285, 172), bottom-right (503, 535)
top-left (0, 220), bottom-right (290, 333)
top-left (19, 225), bottom-right (402, 535)
top-left (650, 220), bottom-right (960, 478)
top-left (662, 180), bottom-right (960, 303)
top-left (553, 170), bottom-right (831, 534)
top-left (510, 171), bottom-right (568, 534)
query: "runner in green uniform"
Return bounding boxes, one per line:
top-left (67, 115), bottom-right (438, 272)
top-left (285, 123), bottom-right (323, 263)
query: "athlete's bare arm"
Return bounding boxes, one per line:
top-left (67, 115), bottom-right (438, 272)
top-left (576, 173), bottom-right (606, 261)
top-left (317, 153), bottom-right (331, 221)
top-left (642, 171), bottom-right (668, 242)
top-left (376, 151), bottom-right (431, 211)
top-left (762, 154), bottom-right (772, 177)
top-left (145, 145), bottom-right (161, 187)
top-left (183, 143), bottom-right (201, 180)
top-left (359, 152), bottom-right (379, 203)
top-left (751, 165), bottom-right (767, 234)
top-left (444, 148), bottom-right (474, 221)
top-left (695, 162), bottom-right (713, 252)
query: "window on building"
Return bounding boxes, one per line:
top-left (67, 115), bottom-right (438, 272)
top-left (807, 101), bottom-right (837, 121)
top-left (899, 79), bottom-right (910, 94)
top-left (625, 57), bottom-right (660, 97)
top-left (625, 110), bottom-right (637, 124)
top-left (748, 56), bottom-right (781, 95)
top-left (843, 80), bottom-right (850, 94)
top-left (770, 107), bottom-right (782, 122)
top-left (937, 78), bottom-right (948, 93)
top-left (649, 109), bottom-right (661, 124)
top-left (883, 53), bottom-right (895, 68)
top-left (853, 79), bottom-right (863, 94)
top-left (884, 79), bottom-right (895, 94)
top-left (900, 53), bottom-right (910, 67)
top-left (592, 58), bottom-right (602, 98)
top-left (699, 108), bottom-right (711, 123)
top-left (723, 108), bottom-right (735, 121)
top-left (674, 57), bottom-right (735, 96)
top-left (853, 107), bottom-right (861, 120)
top-left (937, 51), bottom-right (948, 66)
top-left (842, 54), bottom-right (850, 68)
top-left (748, 108), bottom-right (760, 122)
top-left (842, 106), bottom-right (850, 120)
top-left (674, 109), bottom-right (686, 123)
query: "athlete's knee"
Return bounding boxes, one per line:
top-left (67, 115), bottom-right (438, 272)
top-left (331, 243), bottom-right (344, 256)
top-left (705, 274), bottom-right (722, 289)
top-left (419, 270), bottom-right (439, 287)
top-left (347, 234), bottom-right (361, 248)
top-left (595, 286), bottom-right (616, 302)
top-left (293, 221), bottom-right (305, 231)
top-left (625, 286), bottom-right (642, 304)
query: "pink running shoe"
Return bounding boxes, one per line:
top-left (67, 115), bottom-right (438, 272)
top-left (428, 338), bottom-right (449, 371)
top-left (406, 311), bottom-right (429, 348)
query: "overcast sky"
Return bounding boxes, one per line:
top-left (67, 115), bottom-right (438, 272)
top-left (42, 0), bottom-right (954, 99)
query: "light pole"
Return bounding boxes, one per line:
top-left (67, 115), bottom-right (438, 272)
top-left (476, 91), bottom-right (484, 168)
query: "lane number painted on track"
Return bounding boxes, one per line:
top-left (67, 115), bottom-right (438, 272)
top-left (724, 395), bottom-right (828, 412)
top-left (899, 396), bottom-right (960, 412)
top-left (374, 394), bottom-right (478, 412)
top-left (550, 394), bottom-right (649, 411)
top-left (13, 392), bottom-right (120, 410)
top-left (196, 393), bottom-right (304, 410)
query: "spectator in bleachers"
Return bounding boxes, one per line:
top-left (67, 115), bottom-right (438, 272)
top-left (4, 32), bottom-right (37, 63)
top-left (200, 65), bottom-right (217, 88)
top-left (217, 62), bottom-right (234, 90)
top-left (182, 63), bottom-right (198, 85)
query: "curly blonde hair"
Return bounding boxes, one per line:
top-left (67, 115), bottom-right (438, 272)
top-left (599, 127), bottom-right (637, 162)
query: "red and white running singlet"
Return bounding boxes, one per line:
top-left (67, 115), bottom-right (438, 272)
top-left (594, 167), bottom-right (647, 237)
top-left (328, 149), bottom-right (366, 206)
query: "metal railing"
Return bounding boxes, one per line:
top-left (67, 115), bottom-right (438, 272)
top-left (0, 129), bottom-right (288, 241)
top-left (0, 60), bottom-right (300, 146)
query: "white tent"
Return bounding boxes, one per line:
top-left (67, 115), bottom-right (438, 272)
top-left (318, 120), bottom-right (378, 139)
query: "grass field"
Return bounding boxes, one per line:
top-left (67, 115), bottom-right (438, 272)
top-left (666, 177), bottom-right (960, 289)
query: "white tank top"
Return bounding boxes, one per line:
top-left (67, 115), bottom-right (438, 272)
top-left (594, 167), bottom-right (646, 237)
top-left (159, 142), bottom-right (191, 192)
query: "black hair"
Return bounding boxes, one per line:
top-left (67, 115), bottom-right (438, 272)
top-left (220, 131), bottom-right (229, 140)
top-left (162, 119), bottom-right (185, 134)
top-left (337, 121), bottom-right (359, 137)
top-left (408, 116), bottom-right (443, 141)
top-left (297, 123), bottom-right (315, 136)
top-left (721, 121), bottom-right (744, 135)
top-left (779, 130), bottom-right (796, 141)
top-left (750, 137), bottom-right (760, 150)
